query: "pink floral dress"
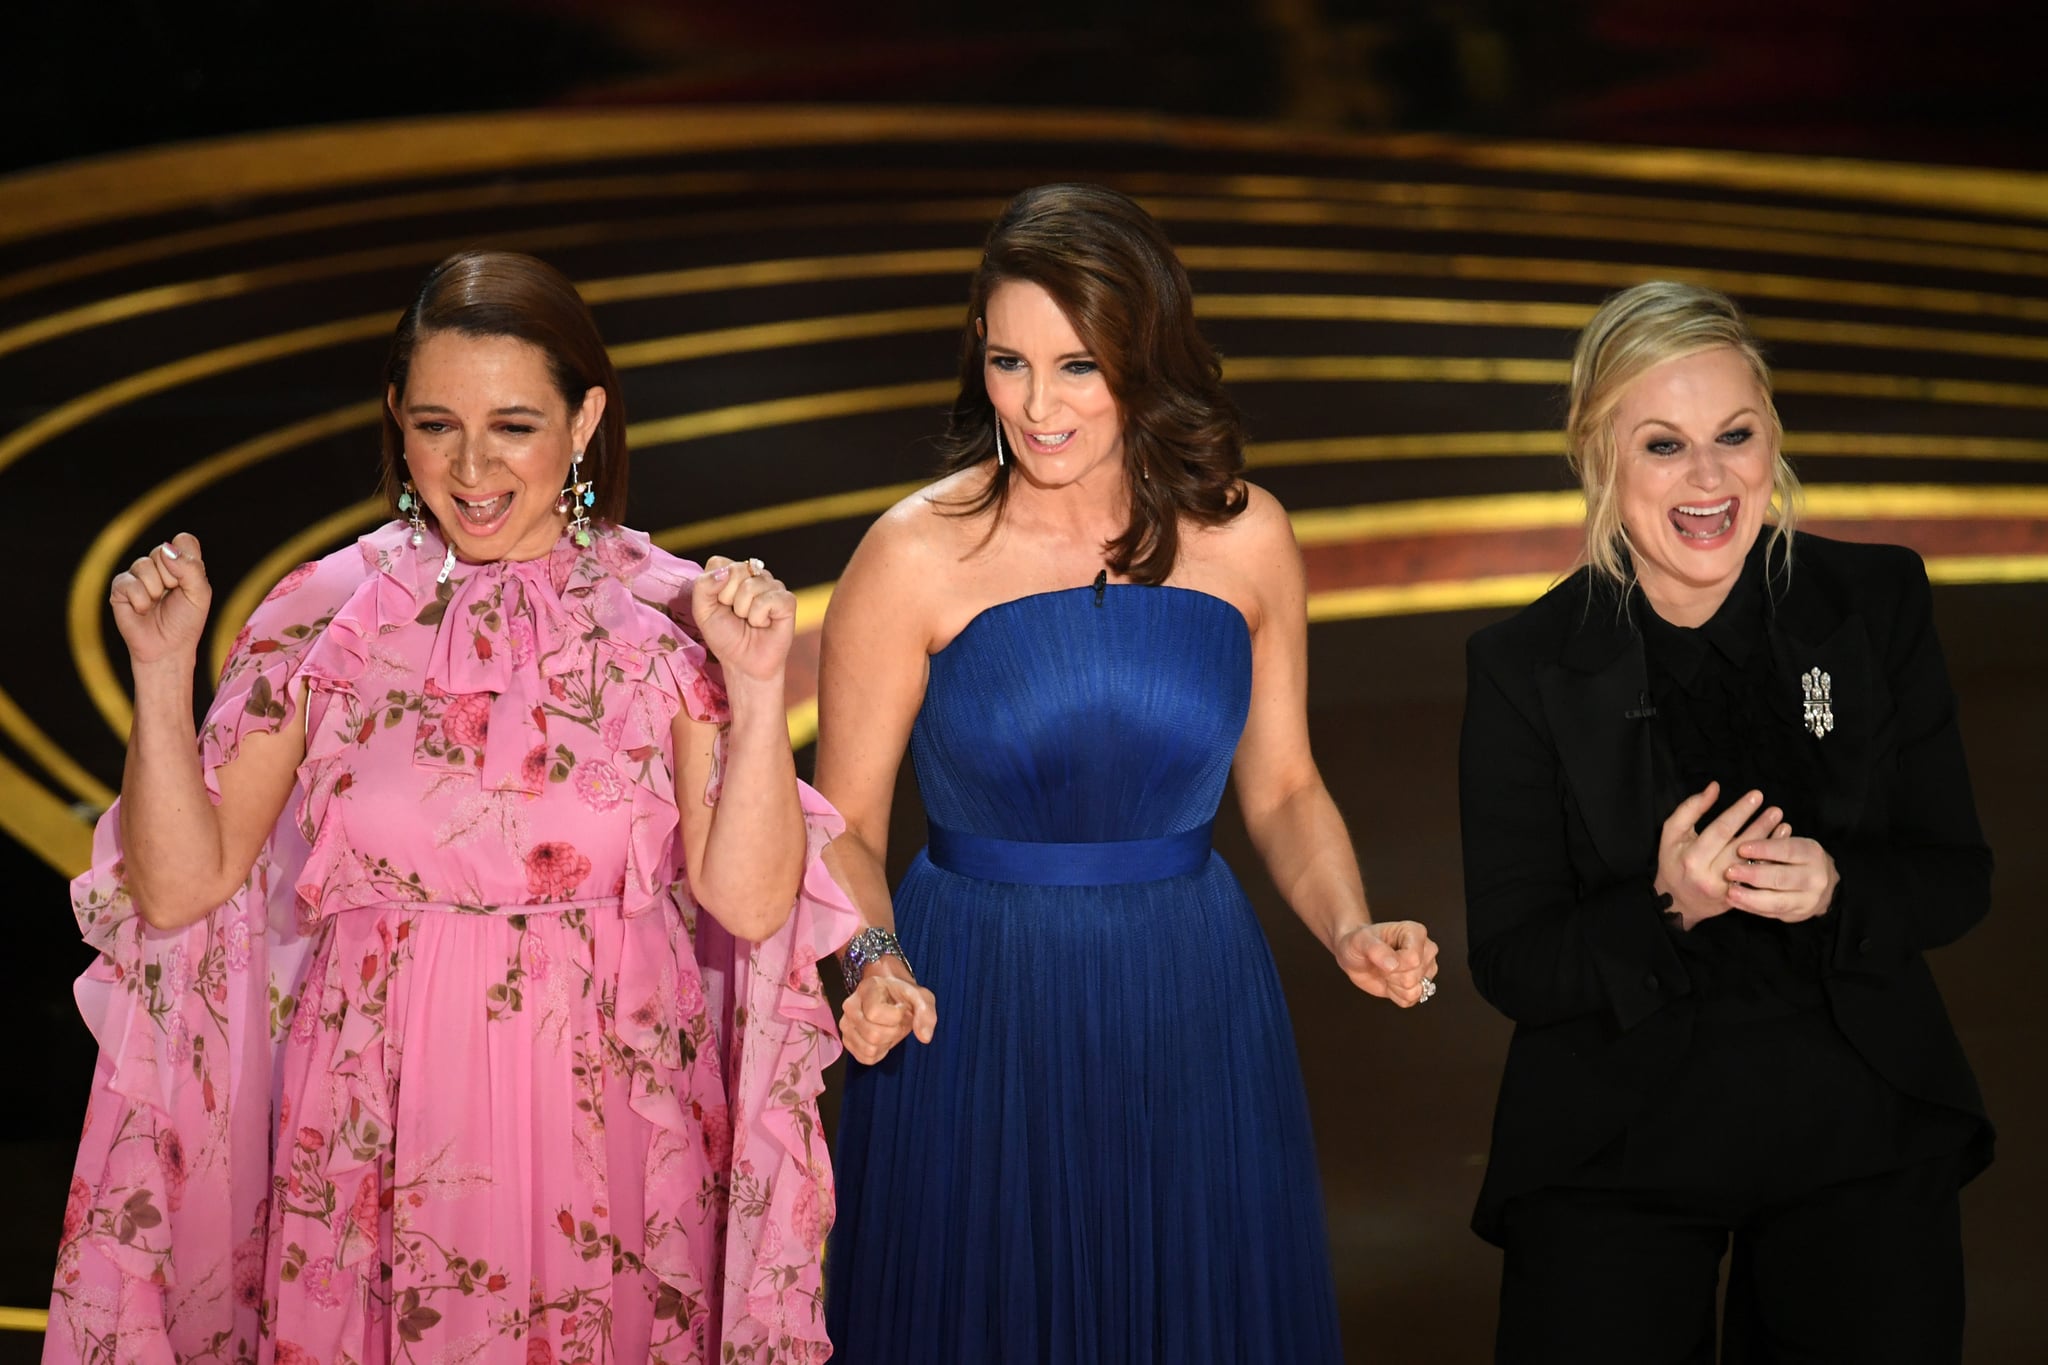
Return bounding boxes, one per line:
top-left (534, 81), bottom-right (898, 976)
top-left (47, 522), bottom-right (856, 1365)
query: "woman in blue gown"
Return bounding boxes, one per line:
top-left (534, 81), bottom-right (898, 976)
top-left (818, 184), bottom-right (1441, 1363)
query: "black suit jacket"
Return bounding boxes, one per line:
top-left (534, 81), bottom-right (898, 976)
top-left (1458, 532), bottom-right (1993, 1243)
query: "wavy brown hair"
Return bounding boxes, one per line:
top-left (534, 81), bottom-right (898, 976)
top-left (936, 184), bottom-right (1247, 583)
top-left (378, 250), bottom-right (629, 527)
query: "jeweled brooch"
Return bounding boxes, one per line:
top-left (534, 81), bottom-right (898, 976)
top-left (1800, 667), bottom-right (1834, 738)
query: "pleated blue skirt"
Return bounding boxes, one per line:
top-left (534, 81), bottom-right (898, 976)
top-left (827, 848), bottom-right (1343, 1363)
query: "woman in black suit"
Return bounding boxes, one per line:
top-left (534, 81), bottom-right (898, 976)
top-left (1460, 281), bottom-right (1993, 1364)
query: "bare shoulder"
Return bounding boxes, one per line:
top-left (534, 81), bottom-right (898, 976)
top-left (850, 471), bottom-right (986, 582)
top-left (832, 470), bottom-right (991, 646)
top-left (1187, 481), bottom-right (1301, 573)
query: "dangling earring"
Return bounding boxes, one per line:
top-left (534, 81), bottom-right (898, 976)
top-left (399, 479), bottom-right (426, 546)
top-left (558, 451), bottom-right (595, 547)
top-left (993, 420), bottom-right (1007, 468)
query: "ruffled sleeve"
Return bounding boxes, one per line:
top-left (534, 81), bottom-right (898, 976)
top-left (47, 543), bottom-right (372, 1362)
top-left (623, 541), bottom-right (860, 1360)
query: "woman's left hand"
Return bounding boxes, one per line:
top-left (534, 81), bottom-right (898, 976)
top-left (1334, 921), bottom-right (1441, 1007)
top-left (692, 555), bottom-right (796, 682)
top-left (1725, 824), bottom-right (1839, 922)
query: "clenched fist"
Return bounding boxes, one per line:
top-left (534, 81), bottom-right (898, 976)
top-left (111, 532), bottom-right (211, 667)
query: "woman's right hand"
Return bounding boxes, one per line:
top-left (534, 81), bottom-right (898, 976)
top-left (838, 961), bottom-right (937, 1065)
top-left (1656, 782), bottom-right (1784, 930)
top-left (111, 532), bottom-right (211, 667)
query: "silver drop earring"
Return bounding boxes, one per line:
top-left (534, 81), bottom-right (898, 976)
top-left (399, 479), bottom-right (426, 546)
top-left (993, 420), bottom-right (1007, 468)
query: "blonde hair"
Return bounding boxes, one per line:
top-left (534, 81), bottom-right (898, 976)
top-left (1565, 280), bottom-right (1802, 590)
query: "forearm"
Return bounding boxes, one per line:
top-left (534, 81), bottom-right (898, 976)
top-left (1244, 779), bottom-right (1371, 953)
top-left (696, 674), bottom-right (807, 938)
top-left (118, 655), bottom-right (228, 927)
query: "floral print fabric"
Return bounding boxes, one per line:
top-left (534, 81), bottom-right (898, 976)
top-left (46, 521), bottom-right (855, 1365)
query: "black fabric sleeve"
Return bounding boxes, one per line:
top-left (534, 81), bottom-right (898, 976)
top-left (1460, 634), bottom-right (1689, 1031)
top-left (1827, 553), bottom-right (1993, 978)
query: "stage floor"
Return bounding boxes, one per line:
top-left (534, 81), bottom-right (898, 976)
top-left (1, 109), bottom-right (2043, 1361)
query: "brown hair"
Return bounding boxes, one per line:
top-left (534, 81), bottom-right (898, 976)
top-left (378, 250), bottom-right (628, 525)
top-left (935, 184), bottom-right (1247, 583)
top-left (1566, 280), bottom-right (1801, 589)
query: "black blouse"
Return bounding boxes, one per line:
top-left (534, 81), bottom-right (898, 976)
top-left (1640, 544), bottom-right (1832, 1018)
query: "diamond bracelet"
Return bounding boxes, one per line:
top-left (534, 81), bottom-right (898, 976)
top-left (841, 927), bottom-right (913, 993)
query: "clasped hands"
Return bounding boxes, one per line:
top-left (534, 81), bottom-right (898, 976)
top-left (1658, 781), bottom-right (1838, 931)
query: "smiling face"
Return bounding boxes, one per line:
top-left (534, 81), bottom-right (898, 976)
top-left (392, 330), bottom-right (606, 563)
top-left (982, 280), bottom-right (1125, 490)
top-left (1611, 346), bottom-right (1778, 626)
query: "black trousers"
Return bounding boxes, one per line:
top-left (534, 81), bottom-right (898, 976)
top-left (1494, 1154), bottom-right (1965, 1365)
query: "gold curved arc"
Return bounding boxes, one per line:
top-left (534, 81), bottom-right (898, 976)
top-left (207, 496), bottom-right (388, 686)
top-left (0, 681), bottom-right (115, 810)
top-left (17, 244), bottom-right (2048, 497)
top-left (1175, 246), bottom-right (2048, 327)
top-left (17, 164), bottom-right (2048, 312)
top-left (0, 1305), bottom-right (50, 1333)
top-left (1138, 194), bottom-right (2048, 283)
top-left (73, 404), bottom-right (381, 739)
top-left (7, 108), bottom-right (2047, 250)
top-left (0, 319), bottom-right (388, 479)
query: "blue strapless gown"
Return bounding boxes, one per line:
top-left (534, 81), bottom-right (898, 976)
top-left (828, 586), bottom-right (1343, 1363)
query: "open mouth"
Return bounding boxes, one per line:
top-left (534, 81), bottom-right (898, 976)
top-left (1025, 430), bottom-right (1074, 453)
top-left (1670, 496), bottom-right (1736, 542)
top-left (453, 492), bottom-right (513, 528)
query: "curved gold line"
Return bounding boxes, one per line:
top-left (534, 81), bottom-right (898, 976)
top-left (0, 320), bottom-right (388, 479)
top-left (6, 108), bottom-right (2046, 246)
top-left (1308, 574), bottom-right (1562, 621)
top-left (1141, 195), bottom-right (2048, 283)
top-left (207, 496), bottom-right (387, 685)
top-left (18, 164), bottom-right (2048, 308)
top-left (17, 243), bottom-right (2048, 492)
top-left (629, 381), bottom-right (957, 449)
top-left (1174, 246), bottom-right (2048, 326)
top-left (0, 682), bottom-right (115, 809)
top-left (18, 185), bottom-right (2048, 366)
top-left (0, 219), bottom-right (991, 364)
top-left (649, 483), bottom-right (930, 557)
top-left (611, 307), bottom-right (962, 368)
top-left (1225, 355), bottom-right (1570, 384)
top-left (0, 748), bottom-right (93, 877)
top-left (1925, 555), bottom-right (2048, 584)
top-left (73, 405), bottom-right (380, 738)
top-left (1248, 432), bottom-right (1563, 465)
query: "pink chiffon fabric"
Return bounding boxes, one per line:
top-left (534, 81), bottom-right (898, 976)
top-left (46, 521), bottom-right (854, 1365)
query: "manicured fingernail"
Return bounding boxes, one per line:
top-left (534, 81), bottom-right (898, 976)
top-left (161, 542), bottom-right (180, 559)
top-left (711, 567), bottom-right (730, 581)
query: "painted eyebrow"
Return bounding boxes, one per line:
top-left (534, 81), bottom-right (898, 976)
top-left (985, 344), bottom-right (1097, 362)
top-left (404, 403), bottom-right (550, 418)
top-left (1628, 407), bottom-right (1760, 436)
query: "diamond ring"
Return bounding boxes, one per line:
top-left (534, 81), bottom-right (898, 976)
top-left (1419, 977), bottom-right (1438, 1003)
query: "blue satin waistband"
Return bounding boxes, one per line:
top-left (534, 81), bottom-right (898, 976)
top-left (926, 822), bottom-right (1215, 886)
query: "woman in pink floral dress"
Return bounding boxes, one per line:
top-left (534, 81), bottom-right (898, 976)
top-left (46, 251), bottom-right (854, 1365)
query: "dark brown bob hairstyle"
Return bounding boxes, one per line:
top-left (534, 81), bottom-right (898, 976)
top-left (937, 184), bottom-right (1247, 583)
top-left (378, 250), bottom-right (629, 526)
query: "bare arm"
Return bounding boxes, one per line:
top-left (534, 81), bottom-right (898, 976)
top-left (113, 534), bottom-right (305, 930)
top-left (1226, 491), bottom-right (1439, 1005)
top-left (815, 502), bottom-right (941, 1061)
top-left (674, 557), bottom-right (808, 942)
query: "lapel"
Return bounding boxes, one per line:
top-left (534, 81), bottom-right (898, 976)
top-left (1766, 554), bottom-right (1886, 836)
top-left (1537, 582), bottom-right (1658, 878)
